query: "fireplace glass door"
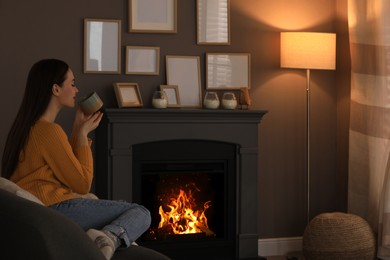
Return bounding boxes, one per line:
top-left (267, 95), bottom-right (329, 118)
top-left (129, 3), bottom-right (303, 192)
top-left (132, 140), bottom-right (237, 260)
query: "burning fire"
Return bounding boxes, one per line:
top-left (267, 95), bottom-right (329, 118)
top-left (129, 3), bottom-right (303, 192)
top-left (158, 188), bottom-right (214, 236)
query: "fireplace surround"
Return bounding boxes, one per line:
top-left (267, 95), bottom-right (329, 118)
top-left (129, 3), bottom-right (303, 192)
top-left (95, 108), bottom-right (266, 259)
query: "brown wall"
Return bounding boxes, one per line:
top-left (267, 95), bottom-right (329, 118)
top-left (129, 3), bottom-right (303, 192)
top-left (0, 0), bottom-right (349, 238)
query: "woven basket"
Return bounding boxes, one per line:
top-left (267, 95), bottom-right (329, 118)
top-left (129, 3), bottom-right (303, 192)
top-left (303, 212), bottom-right (376, 260)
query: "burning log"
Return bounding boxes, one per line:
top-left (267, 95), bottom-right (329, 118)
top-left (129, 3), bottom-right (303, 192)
top-left (198, 223), bottom-right (216, 237)
top-left (157, 188), bottom-right (215, 237)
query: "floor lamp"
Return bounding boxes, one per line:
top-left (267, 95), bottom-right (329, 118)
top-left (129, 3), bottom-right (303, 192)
top-left (280, 32), bottom-right (336, 223)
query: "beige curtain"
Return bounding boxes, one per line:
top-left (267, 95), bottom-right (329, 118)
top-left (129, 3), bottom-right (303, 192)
top-left (348, 0), bottom-right (390, 257)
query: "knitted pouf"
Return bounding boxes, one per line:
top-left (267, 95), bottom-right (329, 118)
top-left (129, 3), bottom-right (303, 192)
top-left (303, 212), bottom-right (376, 260)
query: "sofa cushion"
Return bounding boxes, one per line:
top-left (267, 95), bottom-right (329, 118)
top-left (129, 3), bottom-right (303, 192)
top-left (0, 188), bottom-right (106, 260)
top-left (0, 177), bottom-right (44, 205)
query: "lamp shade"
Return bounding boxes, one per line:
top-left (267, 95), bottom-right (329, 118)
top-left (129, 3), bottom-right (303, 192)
top-left (280, 32), bottom-right (336, 70)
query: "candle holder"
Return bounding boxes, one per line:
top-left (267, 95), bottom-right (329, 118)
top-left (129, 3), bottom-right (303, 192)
top-left (221, 92), bottom-right (237, 110)
top-left (152, 90), bottom-right (168, 109)
top-left (203, 92), bottom-right (220, 109)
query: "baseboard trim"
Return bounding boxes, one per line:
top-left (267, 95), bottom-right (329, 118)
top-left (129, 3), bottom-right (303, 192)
top-left (258, 236), bottom-right (302, 257)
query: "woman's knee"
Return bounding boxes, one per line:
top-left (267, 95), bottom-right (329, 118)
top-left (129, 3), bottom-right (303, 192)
top-left (137, 204), bottom-right (151, 228)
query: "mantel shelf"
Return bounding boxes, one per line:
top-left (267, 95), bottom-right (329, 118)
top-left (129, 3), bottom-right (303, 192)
top-left (102, 108), bottom-right (268, 124)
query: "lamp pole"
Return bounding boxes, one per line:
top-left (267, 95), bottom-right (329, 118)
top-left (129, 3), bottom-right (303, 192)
top-left (306, 68), bottom-right (311, 224)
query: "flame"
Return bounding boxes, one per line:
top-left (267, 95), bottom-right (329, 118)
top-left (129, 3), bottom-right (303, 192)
top-left (158, 188), bottom-right (212, 235)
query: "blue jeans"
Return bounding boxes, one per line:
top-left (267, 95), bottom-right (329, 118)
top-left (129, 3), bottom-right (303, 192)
top-left (50, 198), bottom-right (151, 247)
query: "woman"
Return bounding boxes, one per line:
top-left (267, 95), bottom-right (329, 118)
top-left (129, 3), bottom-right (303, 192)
top-left (1, 59), bottom-right (151, 259)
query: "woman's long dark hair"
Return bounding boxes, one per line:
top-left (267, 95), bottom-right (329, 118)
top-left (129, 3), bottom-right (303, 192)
top-left (1, 59), bottom-right (69, 179)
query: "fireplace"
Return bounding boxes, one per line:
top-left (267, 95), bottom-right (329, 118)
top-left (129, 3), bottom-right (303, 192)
top-left (132, 140), bottom-right (237, 259)
top-left (95, 108), bottom-right (266, 259)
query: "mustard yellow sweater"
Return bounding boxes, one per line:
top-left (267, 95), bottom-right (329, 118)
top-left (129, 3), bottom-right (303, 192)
top-left (10, 119), bottom-right (93, 206)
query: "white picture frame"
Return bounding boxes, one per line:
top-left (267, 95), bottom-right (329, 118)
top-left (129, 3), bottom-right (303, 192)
top-left (166, 56), bottom-right (202, 108)
top-left (129, 0), bottom-right (177, 33)
top-left (160, 85), bottom-right (181, 107)
top-left (126, 46), bottom-right (160, 75)
top-left (197, 0), bottom-right (230, 45)
top-left (84, 19), bottom-right (121, 74)
top-left (206, 53), bottom-right (251, 89)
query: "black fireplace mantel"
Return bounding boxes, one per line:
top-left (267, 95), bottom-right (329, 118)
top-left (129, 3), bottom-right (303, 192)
top-left (99, 107), bottom-right (266, 123)
top-left (95, 108), bottom-right (267, 259)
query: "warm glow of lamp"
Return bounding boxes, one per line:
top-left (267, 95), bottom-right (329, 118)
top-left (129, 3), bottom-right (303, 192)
top-left (280, 32), bottom-right (336, 224)
top-left (281, 32), bottom-right (336, 70)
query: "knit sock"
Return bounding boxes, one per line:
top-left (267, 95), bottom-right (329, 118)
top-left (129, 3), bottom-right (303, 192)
top-left (86, 229), bottom-right (117, 260)
top-left (103, 230), bottom-right (121, 249)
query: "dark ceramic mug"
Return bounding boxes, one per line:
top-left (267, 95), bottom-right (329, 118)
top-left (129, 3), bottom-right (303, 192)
top-left (79, 92), bottom-right (103, 115)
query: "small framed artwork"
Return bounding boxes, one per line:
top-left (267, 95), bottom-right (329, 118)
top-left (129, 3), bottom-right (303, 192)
top-left (126, 46), bottom-right (160, 75)
top-left (166, 56), bottom-right (202, 108)
top-left (113, 83), bottom-right (143, 108)
top-left (84, 19), bottom-right (121, 74)
top-left (160, 85), bottom-right (181, 107)
top-left (206, 53), bottom-right (251, 90)
top-left (128, 0), bottom-right (177, 33)
top-left (197, 0), bottom-right (230, 45)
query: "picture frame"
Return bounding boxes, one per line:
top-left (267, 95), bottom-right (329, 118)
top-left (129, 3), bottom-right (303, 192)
top-left (129, 0), bottom-right (177, 33)
top-left (160, 85), bottom-right (181, 107)
top-left (126, 46), bottom-right (160, 75)
top-left (197, 0), bottom-right (230, 45)
top-left (84, 19), bottom-right (121, 74)
top-left (206, 53), bottom-right (251, 90)
top-left (113, 83), bottom-right (143, 108)
top-left (166, 56), bottom-right (202, 108)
